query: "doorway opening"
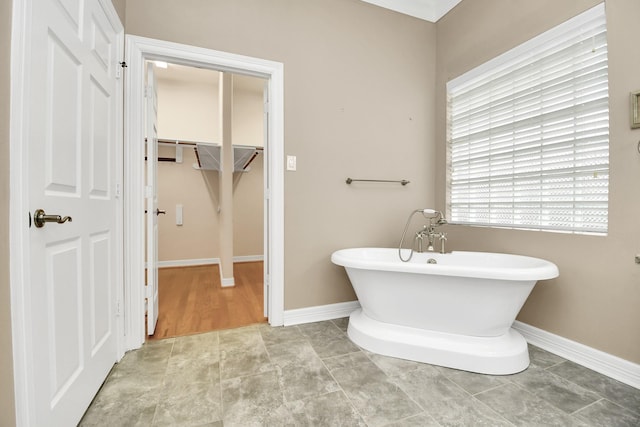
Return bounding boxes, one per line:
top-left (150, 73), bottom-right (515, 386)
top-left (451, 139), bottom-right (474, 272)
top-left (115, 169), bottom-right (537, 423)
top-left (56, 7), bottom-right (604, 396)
top-left (123, 35), bottom-right (285, 351)
top-left (146, 62), bottom-right (268, 339)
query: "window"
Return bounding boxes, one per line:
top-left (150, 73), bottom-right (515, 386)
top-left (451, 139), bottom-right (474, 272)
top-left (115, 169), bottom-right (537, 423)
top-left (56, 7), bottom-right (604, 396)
top-left (446, 4), bottom-right (609, 234)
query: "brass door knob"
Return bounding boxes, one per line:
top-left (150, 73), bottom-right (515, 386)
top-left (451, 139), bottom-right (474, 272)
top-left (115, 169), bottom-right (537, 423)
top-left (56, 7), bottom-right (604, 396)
top-left (33, 209), bottom-right (72, 228)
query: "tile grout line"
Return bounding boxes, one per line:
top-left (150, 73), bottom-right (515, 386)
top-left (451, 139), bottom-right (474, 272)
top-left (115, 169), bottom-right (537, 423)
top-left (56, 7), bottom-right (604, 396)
top-left (467, 393), bottom-right (518, 427)
top-left (539, 362), bottom-right (608, 412)
top-left (542, 360), bottom-right (640, 417)
top-left (311, 326), bottom-right (361, 416)
top-left (542, 359), bottom-right (569, 371)
top-left (264, 322), bottom-right (374, 424)
top-left (569, 397), bottom-right (605, 416)
top-left (439, 376), bottom-right (517, 427)
top-left (360, 348), bottom-right (432, 424)
top-left (430, 365), bottom-right (516, 426)
top-left (471, 381), bottom-right (515, 397)
top-left (315, 341), bottom-right (370, 425)
top-left (215, 331), bottom-right (225, 425)
top-left (256, 326), bottom-right (292, 413)
top-left (149, 338), bottom-right (176, 426)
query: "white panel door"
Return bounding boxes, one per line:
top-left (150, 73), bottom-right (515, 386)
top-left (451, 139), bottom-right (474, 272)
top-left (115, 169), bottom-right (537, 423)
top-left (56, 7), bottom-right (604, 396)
top-left (146, 63), bottom-right (160, 335)
top-left (24, 0), bottom-right (121, 424)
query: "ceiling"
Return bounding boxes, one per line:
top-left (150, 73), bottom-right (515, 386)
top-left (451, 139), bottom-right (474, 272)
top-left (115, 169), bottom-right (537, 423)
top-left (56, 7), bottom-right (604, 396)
top-left (360, 0), bottom-right (462, 22)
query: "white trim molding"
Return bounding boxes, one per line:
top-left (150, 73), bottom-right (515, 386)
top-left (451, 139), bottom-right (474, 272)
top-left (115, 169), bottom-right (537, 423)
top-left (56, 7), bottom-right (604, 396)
top-left (284, 301), bottom-right (361, 326)
top-left (156, 255), bottom-right (264, 269)
top-left (124, 35), bottom-right (285, 350)
top-left (220, 275), bottom-right (235, 288)
top-left (513, 321), bottom-right (640, 389)
top-left (9, 1), bottom-right (35, 424)
top-left (233, 255), bottom-right (265, 263)
top-left (157, 258), bottom-right (220, 268)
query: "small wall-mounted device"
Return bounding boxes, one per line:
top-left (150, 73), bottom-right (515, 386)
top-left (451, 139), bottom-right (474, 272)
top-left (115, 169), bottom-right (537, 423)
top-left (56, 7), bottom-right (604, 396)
top-left (286, 155), bottom-right (297, 171)
top-left (631, 89), bottom-right (640, 129)
top-left (176, 204), bottom-right (183, 226)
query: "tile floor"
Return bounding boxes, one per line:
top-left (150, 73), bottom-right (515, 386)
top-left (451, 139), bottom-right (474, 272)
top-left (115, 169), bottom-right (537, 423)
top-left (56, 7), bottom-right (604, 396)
top-left (81, 319), bottom-right (640, 426)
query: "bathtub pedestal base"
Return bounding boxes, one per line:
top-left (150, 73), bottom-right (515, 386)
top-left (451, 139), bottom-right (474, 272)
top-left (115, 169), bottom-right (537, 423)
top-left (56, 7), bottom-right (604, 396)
top-left (348, 309), bottom-right (529, 375)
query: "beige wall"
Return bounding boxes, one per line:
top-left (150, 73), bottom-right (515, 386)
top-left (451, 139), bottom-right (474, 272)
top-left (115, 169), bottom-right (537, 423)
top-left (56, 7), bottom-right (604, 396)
top-left (126, 0), bottom-right (437, 307)
top-left (232, 153), bottom-right (264, 256)
top-left (157, 148), bottom-right (264, 261)
top-left (111, 0), bottom-right (125, 24)
top-left (156, 71), bottom-right (265, 262)
top-left (436, 0), bottom-right (640, 363)
top-left (1, 0), bottom-right (15, 424)
top-left (233, 76), bottom-right (265, 148)
top-left (157, 68), bottom-right (219, 143)
top-left (157, 147), bottom-right (221, 261)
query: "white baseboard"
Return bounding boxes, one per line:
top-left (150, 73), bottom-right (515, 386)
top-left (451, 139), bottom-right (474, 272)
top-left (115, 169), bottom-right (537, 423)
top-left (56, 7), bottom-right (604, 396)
top-left (157, 258), bottom-right (219, 268)
top-left (233, 255), bottom-right (264, 263)
top-left (283, 301), bottom-right (361, 326)
top-left (220, 277), bottom-right (235, 287)
top-left (156, 255), bottom-right (264, 269)
top-left (513, 321), bottom-right (640, 389)
top-left (218, 261), bottom-right (235, 287)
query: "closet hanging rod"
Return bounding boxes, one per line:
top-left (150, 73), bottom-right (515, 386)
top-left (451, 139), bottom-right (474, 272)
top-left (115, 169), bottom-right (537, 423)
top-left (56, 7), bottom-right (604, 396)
top-left (157, 139), bottom-right (197, 146)
top-left (346, 178), bottom-right (410, 186)
top-left (157, 138), bottom-right (264, 150)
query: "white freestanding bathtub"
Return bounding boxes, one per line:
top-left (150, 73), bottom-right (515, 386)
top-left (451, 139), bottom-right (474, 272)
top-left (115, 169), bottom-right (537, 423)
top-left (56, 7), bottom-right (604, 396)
top-left (331, 248), bottom-right (559, 375)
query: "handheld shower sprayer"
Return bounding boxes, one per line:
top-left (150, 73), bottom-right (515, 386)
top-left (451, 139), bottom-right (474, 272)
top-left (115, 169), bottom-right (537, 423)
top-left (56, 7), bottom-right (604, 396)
top-left (421, 209), bottom-right (447, 225)
top-left (399, 208), bottom-right (448, 262)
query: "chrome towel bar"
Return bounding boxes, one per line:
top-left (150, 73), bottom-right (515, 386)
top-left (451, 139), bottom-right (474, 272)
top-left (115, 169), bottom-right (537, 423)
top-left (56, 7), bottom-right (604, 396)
top-left (346, 178), bottom-right (410, 186)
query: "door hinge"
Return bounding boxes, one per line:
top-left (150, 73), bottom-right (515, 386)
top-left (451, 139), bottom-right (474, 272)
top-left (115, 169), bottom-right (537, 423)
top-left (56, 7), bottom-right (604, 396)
top-left (145, 185), bottom-right (153, 198)
top-left (116, 300), bottom-right (121, 317)
top-left (116, 61), bottom-right (127, 79)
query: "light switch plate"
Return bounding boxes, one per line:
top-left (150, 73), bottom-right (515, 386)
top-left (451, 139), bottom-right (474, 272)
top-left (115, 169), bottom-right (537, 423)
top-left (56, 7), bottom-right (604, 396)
top-left (286, 155), bottom-right (297, 171)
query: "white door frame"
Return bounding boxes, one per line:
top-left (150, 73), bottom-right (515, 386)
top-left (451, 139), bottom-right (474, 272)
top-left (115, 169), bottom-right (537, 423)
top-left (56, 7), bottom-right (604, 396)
top-left (8, 0), bottom-right (124, 424)
top-left (123, 35), bottom-right (285, 349)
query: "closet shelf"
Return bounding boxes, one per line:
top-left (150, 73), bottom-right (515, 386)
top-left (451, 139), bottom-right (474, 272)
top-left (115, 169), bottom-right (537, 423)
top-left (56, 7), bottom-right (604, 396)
top-left (196, 144), bottom-right (262, 172)
top-left (157, 139), bottom-right (262, 172)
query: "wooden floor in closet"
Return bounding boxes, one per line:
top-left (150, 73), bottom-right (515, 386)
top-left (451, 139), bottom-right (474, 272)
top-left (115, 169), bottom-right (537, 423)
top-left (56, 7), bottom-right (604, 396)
top-left (147, 262), bottom-right (267, 340)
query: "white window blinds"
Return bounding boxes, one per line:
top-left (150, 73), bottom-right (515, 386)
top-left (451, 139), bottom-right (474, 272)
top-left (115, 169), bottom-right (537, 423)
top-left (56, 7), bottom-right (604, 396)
top-left (446, 4), bottom-right (609, 234)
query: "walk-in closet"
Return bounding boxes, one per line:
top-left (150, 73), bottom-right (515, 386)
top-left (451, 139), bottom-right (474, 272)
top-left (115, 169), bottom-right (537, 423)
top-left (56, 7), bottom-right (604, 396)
top-left (145, 61), bottom-right (268, 339)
